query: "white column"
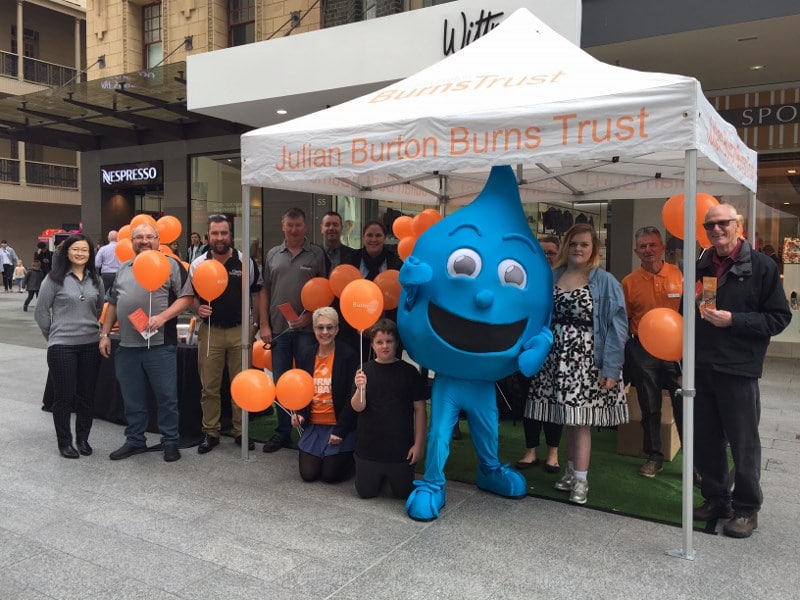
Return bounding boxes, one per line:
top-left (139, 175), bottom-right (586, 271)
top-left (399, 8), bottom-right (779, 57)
top-left (16, 0), bottom-right (24, 82)
top-left (75, 17), bottom-right (81, 82)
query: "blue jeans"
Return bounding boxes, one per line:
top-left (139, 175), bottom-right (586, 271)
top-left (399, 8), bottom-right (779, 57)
top-left (271, 329), bottom-right (316, 436)
top-left (115, 344), bottom-right (179, 446)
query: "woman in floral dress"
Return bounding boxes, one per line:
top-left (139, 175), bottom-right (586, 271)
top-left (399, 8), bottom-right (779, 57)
top-left (524, 223), bottom-right (628, 504)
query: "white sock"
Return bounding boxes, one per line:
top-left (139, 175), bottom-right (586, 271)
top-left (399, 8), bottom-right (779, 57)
top-left (573, 470), bottom-right (588, 481)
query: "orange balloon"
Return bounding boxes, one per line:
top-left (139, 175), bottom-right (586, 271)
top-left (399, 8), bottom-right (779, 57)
top-left (662, 193), bottom-right (719, 246)
top-left (230, 369), bottom-right (276, 413)
top-left (412, 209), bottom-right (442, 236)
top-left (115, 238), bottom-right (135, 262)
top-left (192, 259), bottom-right (228, 302)
top-left (130, 214), bottom-right (158, 232)
top-left (132, 249), bottom-right (171, 292)
top-left (392, 215), bottom-right (414, 239)
top-left (252, 341), bottom-right (269, 369)
top-left (638, 308), bottom-right (683, 361)
top-left (118, 225), bottom-right (132, 241)
top-left (329, 264), bottom-right (362, 297)
top-left (397, 236), bottom-right (416, 260)
top-left (159, 244), bottom-right (176, 257)
top-left (156, 215), bottom-right (182, 244)
top-left (373, 269), bottom-right (401, 310)
top-left (340, 279), bottom-right (384, 331)
top-left (275, 368), bottom-right (314, 411)
top-left (263, 345), bottom-right (273, 372)
top-left (301, 277), bottom-right (335, 312)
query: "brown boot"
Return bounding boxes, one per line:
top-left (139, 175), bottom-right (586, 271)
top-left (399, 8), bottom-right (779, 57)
top-left (723, 511), bottom-right (758, 538)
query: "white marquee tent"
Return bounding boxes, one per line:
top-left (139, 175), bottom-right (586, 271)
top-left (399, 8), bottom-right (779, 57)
top-left (240, 8), bottom-right (758, 560)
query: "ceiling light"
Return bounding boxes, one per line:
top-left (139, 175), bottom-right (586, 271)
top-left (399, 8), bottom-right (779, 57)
top-left (788, 169), bottom-right (797, 174)
top-left (749, 65), bottom-right (765, 71)
top-left (276, 109), bottom-right (287, 115)
top-left (784, 202), bottom-right (790, 205)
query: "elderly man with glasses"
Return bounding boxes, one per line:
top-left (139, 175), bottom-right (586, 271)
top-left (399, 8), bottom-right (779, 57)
top-left (99, 223), bottom-right (194, 463)
top-left (621, 226), bottom-right (684, 479)
top-left (691, 203), bottom-right (790, 538)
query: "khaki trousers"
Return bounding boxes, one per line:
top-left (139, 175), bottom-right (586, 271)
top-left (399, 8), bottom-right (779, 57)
top-left (197, 322), bottom-right (244, 437)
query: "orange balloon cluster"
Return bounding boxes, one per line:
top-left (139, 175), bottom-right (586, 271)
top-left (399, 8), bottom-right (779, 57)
top-left (230, 369), bottom-right (276, 413)
top-left (638, 308), bottom-right (683, 361)
top-left (662, 193), bottom-right (719, 249)
top-left (275, 369), bottom-right (314, 411)
top-left (392, 209), bottom-right (441, 260)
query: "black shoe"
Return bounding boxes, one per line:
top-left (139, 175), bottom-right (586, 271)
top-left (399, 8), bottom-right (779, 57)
top-left (163, 444), bottom-right (181, 462)
top-left (235, 435), bottom-right (255, 450)
top-left (197, 434), bottom-right (220, 454)
top-left (59, 445), bottom-right (79, 459)
top-left (262, 433), bottom-right (291, 453)
top-left (109, 443), bottom-right (148, 460)
top-left (23, 305), bottom-right (28, 312)
top-left (76, 440), bottom-right (93, 456)
top-left (723, 511), bottom-right (758, 538)
top-left (693, 498), bottom-right (733, 521)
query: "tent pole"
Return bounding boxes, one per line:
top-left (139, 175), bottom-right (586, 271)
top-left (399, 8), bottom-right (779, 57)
top-left (668, 150), bottom-right (697, 561)
top-left (438, 174), bottom-right (447, 215)
top-left (748, 191), bottom-right (757, 248)
top-left (241, 183), bottom-right (251, 461)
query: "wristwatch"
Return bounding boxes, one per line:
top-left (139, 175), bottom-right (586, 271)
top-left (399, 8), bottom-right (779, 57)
top-left (99, 333), bottom-right (109, 339)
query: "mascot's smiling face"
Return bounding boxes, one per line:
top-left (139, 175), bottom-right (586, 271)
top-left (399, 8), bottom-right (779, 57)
top-left (397, 166), bottom-right (553, 381)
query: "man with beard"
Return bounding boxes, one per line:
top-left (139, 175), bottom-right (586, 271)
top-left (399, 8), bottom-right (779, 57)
top-left (99, 223), bottom-right (193, 462)
top-left (190, 214), bottom-right (262, 453)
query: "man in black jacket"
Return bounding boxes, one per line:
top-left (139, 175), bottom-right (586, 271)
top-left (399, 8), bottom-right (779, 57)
top-left (692, 203), bottom-right (791, 538)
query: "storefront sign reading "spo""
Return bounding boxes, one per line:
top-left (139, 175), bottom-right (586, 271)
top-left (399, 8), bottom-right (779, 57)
top-left (101, 161), bottom-right (163, 187)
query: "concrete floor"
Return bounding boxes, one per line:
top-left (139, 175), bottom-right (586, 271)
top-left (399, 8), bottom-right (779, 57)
top-left (1, 290), bottom-right (798, 599)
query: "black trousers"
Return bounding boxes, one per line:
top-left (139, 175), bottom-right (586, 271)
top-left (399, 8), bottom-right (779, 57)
top-left (626, 337), bottom-right (682, 462)
top-left (24, 289), bottom-right (38, 309)
top-left (522, 418), bottom-right (563, 449)
top-left (2, 264), bottom-right (13, 291)
top-left (695, 369), bottom-right (762, 513)
top-left (354, 455), bottom-right (415, 499)
top-left (46, 343), bottom-right (101, 445)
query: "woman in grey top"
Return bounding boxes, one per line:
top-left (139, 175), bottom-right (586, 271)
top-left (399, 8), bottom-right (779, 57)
top-left (35, 234), bottom-right (105, 459)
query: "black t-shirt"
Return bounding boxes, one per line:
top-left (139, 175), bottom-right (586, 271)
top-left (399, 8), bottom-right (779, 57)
top-left (355, 359), bottom-right (424, 463)
top-left (193, 250), bottom-right (261, 328)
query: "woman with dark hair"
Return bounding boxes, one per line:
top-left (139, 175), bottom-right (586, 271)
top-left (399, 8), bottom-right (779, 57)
top-left (35, 234), bottom-right (105, 458)
top-left (291, 307), bottom-right (358, 483)
top-left (348, 221), bottom-right (404, 359)
top-left (524, 223), bottom-right (628, 505)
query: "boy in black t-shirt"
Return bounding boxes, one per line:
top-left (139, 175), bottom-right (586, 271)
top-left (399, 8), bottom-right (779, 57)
top-left (351, 319), bottom-right (426, 499)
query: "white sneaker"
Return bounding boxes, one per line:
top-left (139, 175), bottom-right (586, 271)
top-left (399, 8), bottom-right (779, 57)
top-left (570, 478), bottom-right (589, 504)
top-left (554, 470), bottom-right (574, 492)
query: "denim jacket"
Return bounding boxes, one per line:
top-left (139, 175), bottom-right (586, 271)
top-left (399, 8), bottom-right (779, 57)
top-left (552, 266), bottom-right (628, 380)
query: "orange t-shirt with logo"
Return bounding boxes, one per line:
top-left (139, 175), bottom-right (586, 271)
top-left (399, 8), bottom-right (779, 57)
top-left (310, 353), bottom-right (336, 426)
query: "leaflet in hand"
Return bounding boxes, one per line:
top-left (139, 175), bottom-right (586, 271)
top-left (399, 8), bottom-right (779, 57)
top-left (128, 307), bottom-right (158, 340)
top-left (277, 302), bottom-right (300, 323)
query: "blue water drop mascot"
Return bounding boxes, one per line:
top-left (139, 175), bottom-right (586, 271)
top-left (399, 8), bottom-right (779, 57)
top-left (399, 165), bottom-right (554, 521)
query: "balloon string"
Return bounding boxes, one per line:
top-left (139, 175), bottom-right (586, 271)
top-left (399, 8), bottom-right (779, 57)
top-left (147, 292), bottom-right (152, 350)
top-left (359, 330), bottom-right (365, 405)
top-left (276, 403), bottom-right (304, 436)
top-left (206, 301), bottom-right (211, 358)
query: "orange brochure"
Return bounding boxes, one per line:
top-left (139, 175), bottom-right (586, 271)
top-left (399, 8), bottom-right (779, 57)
top-left (128, 307), bottom-right (158, 340)
top-left (278, 302), bottom-right (300, 323)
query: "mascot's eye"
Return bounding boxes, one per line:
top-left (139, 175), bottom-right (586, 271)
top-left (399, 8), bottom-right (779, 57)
top-left (447, 248), bottom-right (482, 278)
top-left (498, 259), bottom-right (527, 288)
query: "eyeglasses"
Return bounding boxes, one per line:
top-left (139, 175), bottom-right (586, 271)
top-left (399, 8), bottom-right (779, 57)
top-left (314, 324), bottom-right (337, 332)
top-left (702, 219), bottom-right (736, 232)
top-left (69, 247), bottom-right (90, 254)
top-left (132, 235), bottom-right (159, 241)
top-left (208, 214), bottom-right (229, 222)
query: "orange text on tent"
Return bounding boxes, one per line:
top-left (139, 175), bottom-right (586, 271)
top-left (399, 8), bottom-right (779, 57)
top-left (352, 136), bottom-right (438, 164)
top-left (450, 126), bottom-right (541, 155)
top-left (553, 108), bottom-right (650, 145)
top-left (275, 144), bottom-right (343, 171)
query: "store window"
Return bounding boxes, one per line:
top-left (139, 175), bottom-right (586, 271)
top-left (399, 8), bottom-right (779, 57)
top-left (190, 152), bottom-right (262, 262)
top-left (143, 3), bottom-right (163, 68)
top-left (230, 0), bottom-right (255, 46)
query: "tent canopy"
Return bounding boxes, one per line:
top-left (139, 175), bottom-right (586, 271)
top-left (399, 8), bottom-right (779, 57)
top-left (241, 8), bottom-right (756, 206)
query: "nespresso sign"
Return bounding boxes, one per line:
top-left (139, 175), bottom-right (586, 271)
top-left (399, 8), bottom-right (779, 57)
top-left (718, 103), bottom-right (800, 128)
top-left (101, 161), bottom-right (163, 187)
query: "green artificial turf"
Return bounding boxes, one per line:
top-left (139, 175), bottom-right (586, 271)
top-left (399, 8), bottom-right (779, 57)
top-left (242, 410), bottom-right (702, 526)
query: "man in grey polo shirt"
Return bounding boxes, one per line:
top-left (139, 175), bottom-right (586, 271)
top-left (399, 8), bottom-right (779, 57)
top-left (99, 223), bottom-right (194, 462)
top-left (259, 207), bottom-right (325, 452)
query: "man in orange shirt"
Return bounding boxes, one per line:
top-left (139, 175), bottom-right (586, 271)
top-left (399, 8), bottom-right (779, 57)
top-left (621, 226), bottom-right (683, 478)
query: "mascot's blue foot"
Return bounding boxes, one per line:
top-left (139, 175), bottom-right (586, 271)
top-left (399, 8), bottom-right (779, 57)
top-left (406, 480), bottom-right (446, 522)
top-left (476, 464), bottom-right (528, 499)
